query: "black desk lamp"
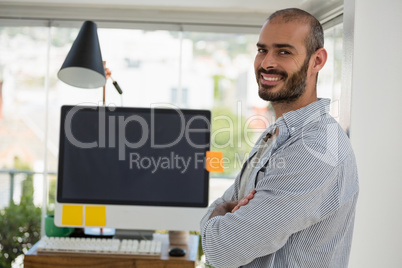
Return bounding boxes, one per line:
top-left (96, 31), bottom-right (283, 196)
top-left (58, 21), bottom-right (122, 105)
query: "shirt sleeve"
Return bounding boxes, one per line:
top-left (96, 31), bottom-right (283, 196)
top-left (199, 176), bottom-right (239, 231)
top-left (201, 143), bottom-right (341, 268)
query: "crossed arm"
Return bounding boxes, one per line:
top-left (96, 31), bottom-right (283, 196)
top-left (208, 190), bottom-right (257, 219)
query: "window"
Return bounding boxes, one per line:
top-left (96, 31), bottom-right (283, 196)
top-left (0, 25), bottom-right (49, 267)
top-left (318, 22), bottom-right (344, 122)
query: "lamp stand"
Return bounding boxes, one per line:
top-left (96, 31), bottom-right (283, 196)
top-left (103, 86), bottom-right (106, 106)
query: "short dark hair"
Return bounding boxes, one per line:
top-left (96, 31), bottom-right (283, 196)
top-left (267, 8), bottom-right (324, 57)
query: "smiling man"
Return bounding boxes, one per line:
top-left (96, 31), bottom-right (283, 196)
top-left (200, 8), bottom-right (359, 268)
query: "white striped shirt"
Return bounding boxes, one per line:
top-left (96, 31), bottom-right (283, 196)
top-left (200, 98), bottom-right (359, 268)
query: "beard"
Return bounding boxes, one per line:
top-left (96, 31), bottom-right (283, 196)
top-left (257, 58), bottom-right (309, 103)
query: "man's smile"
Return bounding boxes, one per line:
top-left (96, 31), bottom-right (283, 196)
top-left (260, 73), bottom-right (284, 86)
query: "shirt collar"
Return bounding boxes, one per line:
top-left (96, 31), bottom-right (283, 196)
top-left (276, 98), bottom-right (331, 137)
top-left (251, 98), bottom-right (331, 156)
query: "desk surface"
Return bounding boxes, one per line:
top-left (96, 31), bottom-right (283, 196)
top-left (24, 233), bottom-right (199, 268)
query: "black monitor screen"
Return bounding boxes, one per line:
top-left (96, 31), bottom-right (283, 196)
top-left (57, 105), bottom-right (210, 207)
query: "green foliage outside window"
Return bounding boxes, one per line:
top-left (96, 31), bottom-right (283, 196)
top-left (0, 160), bottom-right (41, 268)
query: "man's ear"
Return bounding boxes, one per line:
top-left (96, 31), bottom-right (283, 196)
top-left (310, 48), bottom-right (327, 74)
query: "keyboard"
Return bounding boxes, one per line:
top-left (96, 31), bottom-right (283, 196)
top-left (36, 236), bottom-right (162, 256)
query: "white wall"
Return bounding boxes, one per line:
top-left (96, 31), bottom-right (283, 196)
top-left (347, 0), bottom-right (402, 267)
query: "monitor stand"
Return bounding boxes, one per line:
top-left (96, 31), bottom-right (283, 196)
top-left (84, 227), bottom-right (115, 237)
top-left (113, 229), bottom-right (155, 240)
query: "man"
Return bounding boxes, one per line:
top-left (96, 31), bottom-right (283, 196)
top-left (200, 8), bottom-right (359, 268)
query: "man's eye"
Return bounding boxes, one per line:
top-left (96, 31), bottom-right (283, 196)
top-left (257, 48), bottom-right (267, 53)
top-left (279, 50), bottom-right (291, 55)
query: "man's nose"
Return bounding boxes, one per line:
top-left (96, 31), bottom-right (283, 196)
top-left (261, 52), bottom-right (277, 69)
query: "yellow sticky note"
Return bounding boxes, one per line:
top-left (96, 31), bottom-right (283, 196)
top-left (62, 205), bottom-right (83, 226)
top-left (206, 151), bottom-right (224, 173)
top-left (85, 206), bottom-right (106, 227)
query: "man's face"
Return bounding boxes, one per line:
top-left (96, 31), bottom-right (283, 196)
top-left (254, 20), bottom-right (312, 103)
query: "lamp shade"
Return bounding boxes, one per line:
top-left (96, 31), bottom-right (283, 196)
top-left (58, 21), bottom-right (106, 89)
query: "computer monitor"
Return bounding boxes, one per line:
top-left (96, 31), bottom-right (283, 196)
top-left (54, 105), bottom-right (210, 232)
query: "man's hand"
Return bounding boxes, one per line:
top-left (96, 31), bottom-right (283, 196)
top-left (231, 190), bottom-right (256, 213)
top-left (209, 190), bottom-right (256, 219)
top-left (209, 201), bottom-right (238, 219)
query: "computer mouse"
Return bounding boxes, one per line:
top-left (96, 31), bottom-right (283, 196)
top-left (168, 247), bottom-right (186, 257)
